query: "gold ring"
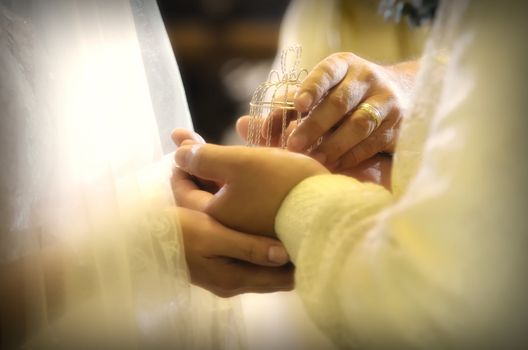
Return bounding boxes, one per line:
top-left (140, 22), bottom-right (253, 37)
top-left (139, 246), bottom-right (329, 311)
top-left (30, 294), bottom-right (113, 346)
top-left (357, 103), bottom-right (382, 128)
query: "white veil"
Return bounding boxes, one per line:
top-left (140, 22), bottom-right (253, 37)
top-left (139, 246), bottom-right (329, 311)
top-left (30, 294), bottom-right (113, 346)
top-left (0, 0), bottom-right (244, 348)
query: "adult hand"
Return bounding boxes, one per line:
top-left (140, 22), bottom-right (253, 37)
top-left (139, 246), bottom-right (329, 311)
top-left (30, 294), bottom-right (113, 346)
top-left (171, 129), bottom-right (294, 296)
top-left (174, 143), bottom-right (329, 237)
top-left (244, 53), bottom-right (418, 171)
top-left (176, 206), bottom-right (293, 298)
top-left (236, 117), bottom-right (393, 190)
top-left (172, 128), bottom-right (220, 195)
top-left (290, 53), bottom-right (418, 168)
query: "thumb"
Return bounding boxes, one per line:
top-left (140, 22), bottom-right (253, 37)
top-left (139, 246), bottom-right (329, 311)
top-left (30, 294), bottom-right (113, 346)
top-left (212, 227), bottom-right (291, 266)
top-left (175, 144), bottom-right (245, 183)
top-left (235, 115), bottom-right (250, 141)
top-left (171, 128), bottom-right (205, 146)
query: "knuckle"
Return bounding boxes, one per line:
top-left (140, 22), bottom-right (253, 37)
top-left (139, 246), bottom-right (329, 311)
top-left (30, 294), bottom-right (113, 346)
top-left (390, 101), bottom-right (405, 119)
top-left (304, 118), bottom-right (327, 139)
top-left (344, 139), bottom-right (377, 167)
top-left (378, 129), bottom-right (394, 145)
top-left (353, 146), bottom-right (370, 163)
top-left (385, 134), bottom-right (398, 152)
top-left (319, 57), bottom-right (344, 81)
top-left (307, 80), bottom-right (327, 100)
top-left (359, 65), bottom-right (378, 85)
top-left (334, 52), bottom-right (353, 61)
top-left (323, 139), bottom-right (348, 159)
top-left (361, 141), bottom-right (377, 156)
top-left (314, 62), bottom-right (335, 92)
top-left (319, 63), bottom-right (338, 85)
top-left (328, 52), bottom-right (344, 60)
top-left (344, 150), bottom-right (361, 167)
top-left (329, 92), bottom-right (351, 113)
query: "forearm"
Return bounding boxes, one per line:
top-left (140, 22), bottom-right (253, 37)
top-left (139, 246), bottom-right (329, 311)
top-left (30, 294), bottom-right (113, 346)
top-left (275, 173), bottom-right (467, 348)
top-left (275, 170), bottom-right (490, 348)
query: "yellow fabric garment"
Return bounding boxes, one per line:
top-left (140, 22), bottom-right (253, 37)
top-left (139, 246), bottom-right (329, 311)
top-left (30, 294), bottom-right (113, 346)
top-left (277, 0), bottom-right (428, 70)
top-left (276, 0), bottom-right (528, 348)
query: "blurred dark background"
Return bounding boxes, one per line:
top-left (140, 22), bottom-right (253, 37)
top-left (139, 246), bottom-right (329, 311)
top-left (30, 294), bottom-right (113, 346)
top-left (156, 0), bottom-right (290, 144)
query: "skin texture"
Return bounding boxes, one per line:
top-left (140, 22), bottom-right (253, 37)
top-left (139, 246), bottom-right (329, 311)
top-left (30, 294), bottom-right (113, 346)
top-left (257, 52), bottom-right (419, 172)
top-left (175, 206), bottom-right (294, 297)
top-left (173, 51), bottom-right (412, 291)
top-left (171, 129), bottom-right (294, 297)
top-left (173, 132), bottom-right (329, 238)
top-left (236, 116), bottom-right (393, 190)
top-left (0, 135), bottom-right (297, 346)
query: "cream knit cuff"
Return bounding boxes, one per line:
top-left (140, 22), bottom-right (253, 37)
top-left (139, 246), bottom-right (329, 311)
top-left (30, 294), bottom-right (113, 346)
top-left (274, 174), bottom-right (366, 262)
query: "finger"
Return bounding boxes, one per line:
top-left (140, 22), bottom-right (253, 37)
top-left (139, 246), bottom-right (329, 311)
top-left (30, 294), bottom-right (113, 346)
top-left (294, 53), bottom-right (351, 112)
top-left (210, 227), bottom-right (291, 266)
top-left (261, 108), bottom-right (298, 142)
top-left (175, 144), bottom-right (245, 183)
top-left (237, 113), bottom-right (297, 147)
top-left (213, 264), bottom-right (294, 297)
top-left (180, 139), bottom-right (198, 147)
top-left (171, 128), bottom-right (205, 146)
top-left (174, 141), bottom-right (223, 192)
top-left (232, 263), bottom-right (294, 294)
top-left (236, 115), bottom-right (276, 146)
top-left (337, 121), bottom-right (397, 169)
top-left (312, 96), bottom-right (392, 164)
top-left (288, 75), bottom-right (369, 152)
top-left (235, 115), bottom-right (252, 142)
top-left (170, 167), bottom-right (213, 211)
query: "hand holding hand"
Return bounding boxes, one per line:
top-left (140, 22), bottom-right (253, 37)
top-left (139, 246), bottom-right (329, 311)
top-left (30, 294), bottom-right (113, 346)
top-left (176, 207), bottom-right (293, 297)
top-left (236, 117), bottom-right (393, 189)
top-left (289, 53), bottom-right (418, 169)
top-left (171, 129), bottom-right (294, 297)
top-left (174, 143), bottom-right (329, 237)
top-left (243, 53), bottom-right (418, 172)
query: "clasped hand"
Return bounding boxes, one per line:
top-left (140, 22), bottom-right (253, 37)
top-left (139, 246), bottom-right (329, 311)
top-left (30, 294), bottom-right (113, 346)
top-left (170, 130), bottom-right (328, 297)
top-left (171, 51), bottom-right (415, 297)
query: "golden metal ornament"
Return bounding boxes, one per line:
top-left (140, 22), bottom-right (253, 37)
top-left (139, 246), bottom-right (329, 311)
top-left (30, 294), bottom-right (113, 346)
top-left (247, 44), bottom-right (308, 148)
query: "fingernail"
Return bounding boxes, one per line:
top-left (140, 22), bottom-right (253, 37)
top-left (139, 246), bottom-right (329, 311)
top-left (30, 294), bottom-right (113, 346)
top-left (268, 246), bottom-right (289, 265)
top-left (175, 144), bottom-right (200, 168)
top-left (295, 91), bottom-right (313, 112)
top-left (287, 134), bottom-right (307, 152)
top-left (312, 152), bottom-right (327, 165)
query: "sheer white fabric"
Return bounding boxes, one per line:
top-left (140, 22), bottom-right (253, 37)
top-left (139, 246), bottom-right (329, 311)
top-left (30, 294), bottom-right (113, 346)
top-left (0, 0), bottom-right (244, 348)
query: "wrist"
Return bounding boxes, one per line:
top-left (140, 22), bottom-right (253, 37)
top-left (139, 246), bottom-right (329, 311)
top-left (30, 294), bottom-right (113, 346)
top-left (385, 59), bottom-right (421, 112)
top-left (275, 174), bottom-right (391, 262)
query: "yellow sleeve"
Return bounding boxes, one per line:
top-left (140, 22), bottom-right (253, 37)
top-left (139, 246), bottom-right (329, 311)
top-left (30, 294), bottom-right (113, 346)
top-left (276, 1), bottom-right (527, 348)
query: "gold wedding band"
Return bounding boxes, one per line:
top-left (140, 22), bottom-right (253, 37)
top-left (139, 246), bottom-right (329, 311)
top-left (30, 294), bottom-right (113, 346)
top-left (357, 103), bottom-right (382, 128)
